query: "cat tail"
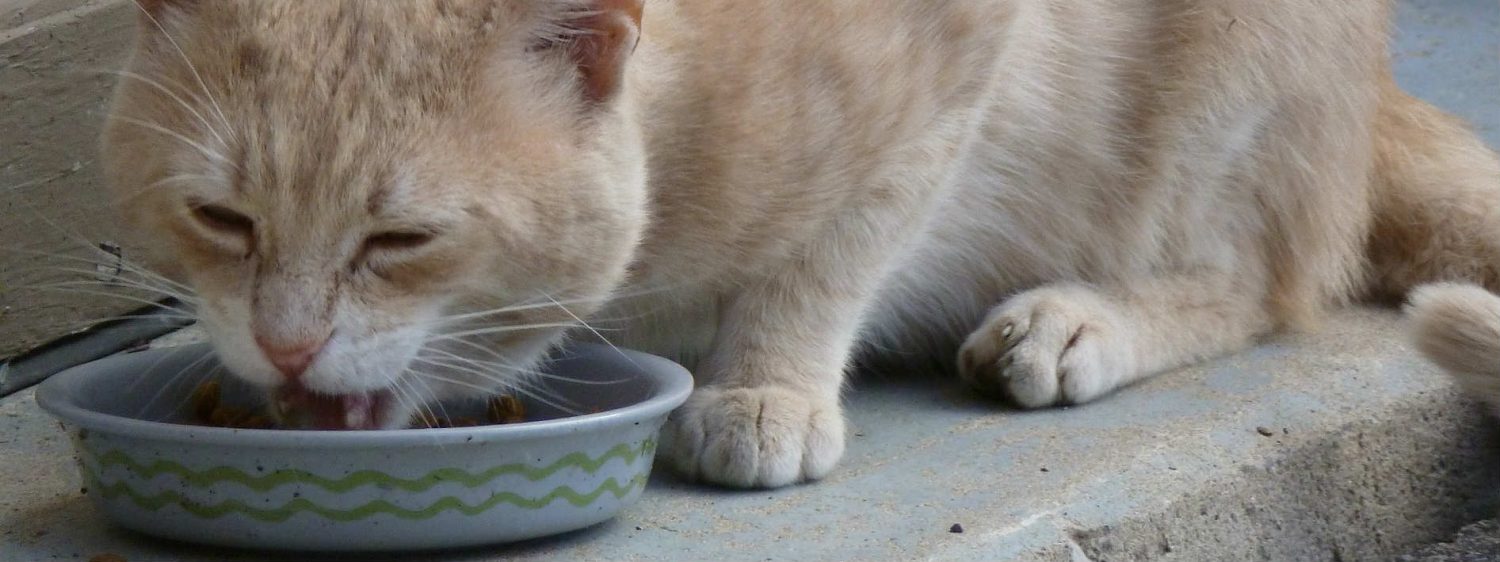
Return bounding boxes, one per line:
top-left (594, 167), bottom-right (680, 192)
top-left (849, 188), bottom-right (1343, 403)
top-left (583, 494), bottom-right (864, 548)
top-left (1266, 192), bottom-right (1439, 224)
top-left (1407, 284), bottom-right (1500, 411)
top-left (1368, 74), bottom-right (1500, 408)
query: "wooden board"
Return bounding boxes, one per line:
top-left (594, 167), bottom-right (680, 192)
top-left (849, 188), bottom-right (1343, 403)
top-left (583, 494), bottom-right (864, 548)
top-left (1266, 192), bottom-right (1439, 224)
top-left (0, 0), bottom-right (151, 358)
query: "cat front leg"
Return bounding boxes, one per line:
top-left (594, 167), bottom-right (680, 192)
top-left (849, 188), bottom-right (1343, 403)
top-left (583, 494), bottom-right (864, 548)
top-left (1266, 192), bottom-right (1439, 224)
top-left (957, 274), bottom-right (1272, 408)
top-left (657, 91), bottom-right (996, 487)
top-left (660, 159), bottom-right (972, 487)
top-left (663, 251), bottom-right (874, 488)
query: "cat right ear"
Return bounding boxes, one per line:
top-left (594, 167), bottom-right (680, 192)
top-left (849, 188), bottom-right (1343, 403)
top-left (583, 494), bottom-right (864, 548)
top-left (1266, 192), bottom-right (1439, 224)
top-left (533, 0), bottom-right (645, 105)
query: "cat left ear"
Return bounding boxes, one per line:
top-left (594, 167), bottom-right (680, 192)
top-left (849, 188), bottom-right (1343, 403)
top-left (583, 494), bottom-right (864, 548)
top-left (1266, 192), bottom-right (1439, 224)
top-left (543, 0), bottom-right (644, 105)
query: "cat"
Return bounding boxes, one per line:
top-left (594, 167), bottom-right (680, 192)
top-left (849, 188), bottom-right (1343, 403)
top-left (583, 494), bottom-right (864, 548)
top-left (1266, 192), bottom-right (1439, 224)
top-left (99, 0), bottom-right (1500, 489)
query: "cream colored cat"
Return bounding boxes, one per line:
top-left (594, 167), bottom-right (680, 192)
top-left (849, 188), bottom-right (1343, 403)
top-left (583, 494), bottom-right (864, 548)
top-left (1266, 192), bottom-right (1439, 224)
top-left (101, 0), bottom-right (1500, 488)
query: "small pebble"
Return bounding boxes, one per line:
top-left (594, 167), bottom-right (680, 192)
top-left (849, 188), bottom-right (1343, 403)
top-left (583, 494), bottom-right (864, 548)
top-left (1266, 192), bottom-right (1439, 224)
top-left (950, 523), bottom-right (964, 534)
top-left (1256, 426), bottom-right (1274, 437)
top-left (1039, 467), bottom-right (1049, 473)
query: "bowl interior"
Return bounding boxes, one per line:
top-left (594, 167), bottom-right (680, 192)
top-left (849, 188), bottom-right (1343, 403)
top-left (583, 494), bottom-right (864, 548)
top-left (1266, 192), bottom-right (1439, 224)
top-left (58, 344), bottom-right (669, 428)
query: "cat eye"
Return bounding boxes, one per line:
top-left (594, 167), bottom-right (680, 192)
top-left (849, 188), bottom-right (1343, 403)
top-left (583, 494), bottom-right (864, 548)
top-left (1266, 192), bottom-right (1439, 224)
top-left (355, 229), bottom-right (441, 277)
top-left (363, 230), bottom-right (436, 253)
top-left (191, 204), bottom-right (255, 237)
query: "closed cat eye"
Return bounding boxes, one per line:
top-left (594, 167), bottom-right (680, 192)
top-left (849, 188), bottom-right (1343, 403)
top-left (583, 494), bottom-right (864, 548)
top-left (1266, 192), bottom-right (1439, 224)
top-left (191, 204), bottom-right (254, 237)
top-left (364, 231), bottom-right (436, 252)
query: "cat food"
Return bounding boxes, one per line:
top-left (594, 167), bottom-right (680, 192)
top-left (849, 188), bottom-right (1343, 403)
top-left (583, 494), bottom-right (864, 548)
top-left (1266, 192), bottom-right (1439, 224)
top-left (189, 379), bottom-right (275, 429)
top-left (188, 378), bottom-right (526, 429)
top-left (411, 395), bottom-right (527, 428)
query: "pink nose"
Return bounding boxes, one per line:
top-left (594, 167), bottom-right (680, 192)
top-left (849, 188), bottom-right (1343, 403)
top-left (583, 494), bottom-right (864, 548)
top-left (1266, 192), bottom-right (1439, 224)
top-left (254, 336), bottom-right (327, 379)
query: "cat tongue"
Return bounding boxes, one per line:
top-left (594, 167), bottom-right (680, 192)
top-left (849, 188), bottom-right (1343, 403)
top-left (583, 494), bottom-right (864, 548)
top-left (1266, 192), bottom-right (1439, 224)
top-left (274, 385), bottom-right (387, 430)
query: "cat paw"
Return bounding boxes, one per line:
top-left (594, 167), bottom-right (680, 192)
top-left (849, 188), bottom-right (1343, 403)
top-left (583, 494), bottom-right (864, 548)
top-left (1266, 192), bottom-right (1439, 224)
top-left (664, 386), bottom-right (845, 488)
top-left (958, 286), bottom-right (1136, 408)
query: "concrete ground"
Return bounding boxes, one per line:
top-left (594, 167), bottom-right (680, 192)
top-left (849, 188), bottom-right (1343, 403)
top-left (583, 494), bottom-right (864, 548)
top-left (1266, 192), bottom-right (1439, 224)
top-left (4, 312), bottom-right (1500, 561)
top-left (1, 0), bottom-right (1498, 560)
top-left (1402, 520), bottom-right (1500, 562)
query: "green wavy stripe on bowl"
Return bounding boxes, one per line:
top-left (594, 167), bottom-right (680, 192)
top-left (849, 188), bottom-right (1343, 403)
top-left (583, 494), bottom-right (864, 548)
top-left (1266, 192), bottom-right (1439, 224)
top-left (86, 469), bottom-right (649, 522)
top-left (84, 439), bottom-right (655, 493)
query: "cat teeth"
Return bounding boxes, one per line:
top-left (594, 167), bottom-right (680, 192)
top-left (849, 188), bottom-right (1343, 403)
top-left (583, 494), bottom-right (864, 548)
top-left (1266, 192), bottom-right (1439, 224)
top-left (341, 393), bottom-right (379, 429)
top-left (344, 408), bottom-right (369, 429)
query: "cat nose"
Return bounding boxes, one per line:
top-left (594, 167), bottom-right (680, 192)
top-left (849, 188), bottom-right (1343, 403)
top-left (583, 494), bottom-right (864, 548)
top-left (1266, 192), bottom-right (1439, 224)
top-left (254, 335), bottom-right (328, 379)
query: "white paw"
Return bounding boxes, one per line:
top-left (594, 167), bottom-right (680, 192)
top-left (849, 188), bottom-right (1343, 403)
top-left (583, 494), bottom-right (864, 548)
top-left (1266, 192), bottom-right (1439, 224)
top-left (664, 386), bottom-right (845, 488)
top-left (958, 286), bottom-right (1136, 408)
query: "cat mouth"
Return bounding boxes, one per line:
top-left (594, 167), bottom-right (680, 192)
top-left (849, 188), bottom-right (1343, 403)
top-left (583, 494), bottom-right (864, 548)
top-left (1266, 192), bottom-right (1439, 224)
top-left (273, 384), bottom-right (396, 430)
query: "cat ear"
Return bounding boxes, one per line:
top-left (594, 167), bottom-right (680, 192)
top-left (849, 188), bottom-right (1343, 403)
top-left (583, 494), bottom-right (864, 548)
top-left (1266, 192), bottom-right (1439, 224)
top-left (539, 0), bottom-right (644, 105)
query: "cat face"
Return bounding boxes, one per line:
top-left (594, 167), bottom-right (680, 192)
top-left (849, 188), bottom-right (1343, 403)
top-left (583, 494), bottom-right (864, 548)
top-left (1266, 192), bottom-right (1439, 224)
top-left (101, 0), bottom-right (646, 428)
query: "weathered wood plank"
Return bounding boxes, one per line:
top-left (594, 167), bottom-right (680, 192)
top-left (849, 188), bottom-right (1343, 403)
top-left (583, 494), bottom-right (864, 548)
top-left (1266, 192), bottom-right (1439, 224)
top-left (0, 0), bottom-right (150, 359)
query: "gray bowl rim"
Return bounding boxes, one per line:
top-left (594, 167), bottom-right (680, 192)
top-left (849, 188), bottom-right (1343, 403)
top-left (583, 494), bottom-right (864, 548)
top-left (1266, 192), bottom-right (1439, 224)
top-left (36, 342), bottom-right (694, 449)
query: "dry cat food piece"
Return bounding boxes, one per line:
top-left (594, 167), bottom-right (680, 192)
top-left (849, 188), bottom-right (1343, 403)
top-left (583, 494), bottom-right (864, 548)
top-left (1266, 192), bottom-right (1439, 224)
top-left (189, 379), bottom-right (274, 429)
top-left (487, 394), bottom-right (527, 424)
top-left (189, 378), bottom-right (528, 429)
top-left (410, 410), bottom-right (485, 428)
top-left (409, 395), bottom-right (528, 428)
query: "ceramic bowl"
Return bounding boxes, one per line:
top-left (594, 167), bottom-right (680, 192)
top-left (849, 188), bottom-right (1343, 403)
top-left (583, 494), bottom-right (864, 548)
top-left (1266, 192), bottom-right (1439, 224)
top-left (36, 343), bottom-right (692, 551)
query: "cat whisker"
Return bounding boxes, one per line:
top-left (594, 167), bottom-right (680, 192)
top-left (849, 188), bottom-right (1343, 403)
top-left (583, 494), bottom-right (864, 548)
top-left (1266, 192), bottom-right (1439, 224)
top-left (42, 313), bottom-right (198, 338)
top-left (420, 334), bottom-right (599, 384)
top-left (14, 277), bottom-right (195, 306)
top-left (431, 309), bottom-right (652, 334)
top-left (421, 330), bottom-right (632, 386)
top-left (10, 284), bottom-right (196, 317)
top-left (423, 283), bottom-right (679, 329)
top-left (117, 173), bottom-right (225, 205)
top-left (104, 114), bottom-right (235, 168)
top-left (421, 296), bottom-right (597, 328)
top-left (417, 345), bottom-right (534, 373)
top-left (410, 354), bottom-right (586, 409)
top-left (81, 67), bottom-right (230, 149)
top-left (122, 342), bottom-right (211, 401)
top-left (419, 345), bottom-right (629, 386)
top-left (1, 174), bottom-right (62, 195)
top-left (421, 332), bottom-right (511, 362)
top-left (136, 346), bottom-right (216, 421)
top-left (411, 377), bottom-right (454, 430)
top-left (543, 293), bottom-right (638, 368)
top-left (430, 322), bottom-right (593, 341)
top-left (4, 272), bottom-right (180, 304)
top-left (35, 267), bottom-right (190, 295)
top-left (150, 363), bottom-right (224, 424)
top-left (412, 370), bottom-right (588, 418)
top-left (409, 357), bottom-right (561, 399)
top-left (128, 0), bottom-right (236, 137)
top-left (0, 203), bottom-right (191, 293)
top-left (0, 243), bottom-right (197, 297)
top-left (8, 267), bottom-right (198, 303)
top-left (387, 371), bottom-right (439, 430)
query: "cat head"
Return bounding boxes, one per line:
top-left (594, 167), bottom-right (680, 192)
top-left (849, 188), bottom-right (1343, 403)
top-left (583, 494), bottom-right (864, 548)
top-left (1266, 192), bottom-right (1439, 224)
top-left (101, 0), bottom-right (648, 428)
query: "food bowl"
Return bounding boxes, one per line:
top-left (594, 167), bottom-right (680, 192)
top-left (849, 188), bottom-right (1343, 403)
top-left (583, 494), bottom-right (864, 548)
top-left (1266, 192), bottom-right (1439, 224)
top-left (35, 343), bottom-right (693, 551)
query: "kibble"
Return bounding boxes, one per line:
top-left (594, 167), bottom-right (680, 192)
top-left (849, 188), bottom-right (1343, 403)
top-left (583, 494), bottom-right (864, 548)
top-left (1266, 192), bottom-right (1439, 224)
top-left (190, 378), bottom-right (529, 429)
